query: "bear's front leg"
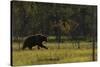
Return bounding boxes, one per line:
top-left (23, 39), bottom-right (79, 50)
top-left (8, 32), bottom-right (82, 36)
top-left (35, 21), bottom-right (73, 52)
top-left (39, 44), bottom-right (48, 49)
top-left (37, 45), bottom-right (40, 50)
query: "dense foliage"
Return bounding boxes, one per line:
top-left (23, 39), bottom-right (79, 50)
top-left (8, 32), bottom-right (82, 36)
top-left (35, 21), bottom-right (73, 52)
top-left (11, 1), bottom-right (97, 39)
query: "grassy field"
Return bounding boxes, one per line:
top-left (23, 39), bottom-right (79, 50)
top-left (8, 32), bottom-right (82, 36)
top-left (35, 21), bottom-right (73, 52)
top-left (12, 41), bottom-right (97, 66)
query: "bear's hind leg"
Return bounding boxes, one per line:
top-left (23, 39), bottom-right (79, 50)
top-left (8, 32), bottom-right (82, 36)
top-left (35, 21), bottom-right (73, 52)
top-left (22, 44), bottom-right (27, 50)
top-left (28, 46), bottom-right (32, 50)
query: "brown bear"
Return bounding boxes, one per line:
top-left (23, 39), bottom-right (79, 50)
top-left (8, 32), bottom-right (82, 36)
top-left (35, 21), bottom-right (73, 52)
top-left (22, 34), bottom-right (48, 50)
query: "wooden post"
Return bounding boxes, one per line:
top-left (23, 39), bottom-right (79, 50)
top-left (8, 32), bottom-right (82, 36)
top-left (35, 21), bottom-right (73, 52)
top-left (92, 34), bottom-right (95, 61)
top-left (92, 7), bottom-right (97, 61)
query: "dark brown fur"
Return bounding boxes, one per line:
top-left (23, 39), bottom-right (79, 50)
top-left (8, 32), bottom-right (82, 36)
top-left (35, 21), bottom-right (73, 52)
top-left (22, 34), bottom-right (48, 50)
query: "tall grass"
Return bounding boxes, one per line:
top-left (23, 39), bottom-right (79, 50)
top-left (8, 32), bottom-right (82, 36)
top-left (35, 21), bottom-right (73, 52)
top-left (12, 41), bottom-right (97, 66)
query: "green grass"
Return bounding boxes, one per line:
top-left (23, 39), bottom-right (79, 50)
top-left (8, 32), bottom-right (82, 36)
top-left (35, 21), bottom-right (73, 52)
top-left (12, 41), bottom-right (97, 66)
